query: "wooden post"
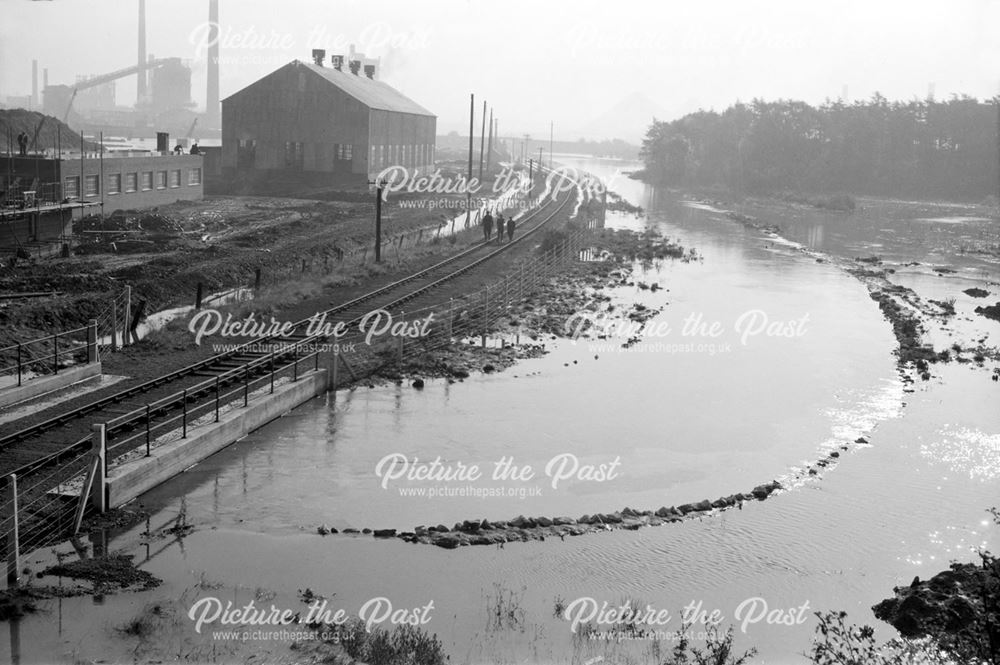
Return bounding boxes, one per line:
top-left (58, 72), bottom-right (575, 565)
top-left (110, 298), bottom-right (118, 352)
top-left (90, 424), bottom-right (107, 513)
top-left (87, 318), bottom-right (98, 364)
top-left (482, 287), bottom-right (488, 348)
top-left (123, 285), bottom-right (131, 347)
top-left (4, 474), bottom-right (20, 587)
top-left (331, 349), bottom-right (339, 391)
top-left (254, 268), bottom-right (262, 293)
top-left (195, 282), bottom-right (204, 310)
top-left (398, 311), bottom-right (405, 363)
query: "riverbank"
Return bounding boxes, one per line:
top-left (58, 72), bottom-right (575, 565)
top-left (4, 163), bottom-right (997, 665)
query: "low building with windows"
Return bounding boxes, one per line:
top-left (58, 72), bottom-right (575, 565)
top-left (3, 152), bottom-right (203, 216)
top-left (221, 56), bottom-right (436, 184)
top-left (1, 152), bottom-right (203, 255)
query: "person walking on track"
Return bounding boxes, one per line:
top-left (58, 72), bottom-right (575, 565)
top-left (482, 210), bottom-right (493, 242)
top-left (506, 215), bottom-right (515, 242)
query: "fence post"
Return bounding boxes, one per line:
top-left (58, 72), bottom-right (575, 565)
top-left (448, 298), bottom-right (454, 340)
top-left (182, 389), bottom-right (188, 439)
top-left (90, 424), bottom-right (107, 513)
top-left (482, 288), bottom-right (488, 348)
top-left (88, 318), bottom-right (98, 364)
top-left (244, 366), bottom-right (249, 406)
top-left (145, 404), bottom-right (151, 456)
top-left (4, 474), bottom-right (20, 587)
top-left (110, 298), bottom-right (118, 352)
top-left (52, 332), bottom-right (59, 375)
top-left (195, 283), bottom-right (204, 310)
top-left (123, 285), bottom-right (132, 347)
top-left (254, 268), bottom-right (262, 293)
top-left (331, 349), bottom-right (339, 391)
top-left (398, 311), bottom-right (405, 362)
top-left (270, 351), bottom-right (275, 393)
top-left (215, 376), bottom-right (220, 421)
top-left (16, 343), bottom-right (22, 387)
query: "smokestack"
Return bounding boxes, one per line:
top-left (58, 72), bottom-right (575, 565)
top-left (206, 0), bottom-right (220, 128)
top-left (331, 55), bottom-right (343, 71)
top-left (32, 60), bottom-right (38, 109)
top-left (312, 49), bottom-right (326, 66)
top-left (43, 68), bottom-right (48, 90)
top-left (138, 0), bottom-right (147, 104)
top-left (363, 64), bottom-right (375, 79)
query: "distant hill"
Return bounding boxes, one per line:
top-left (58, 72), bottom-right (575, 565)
top-left (573, 92), bottom-right (702, 144)
top-left (572, 92), bottom-right (669, 143)
top-left (0, 109), bottom-right (99, 153)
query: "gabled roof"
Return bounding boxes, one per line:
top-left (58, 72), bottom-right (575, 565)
top-left (224, 60), bottom-right (435, 118)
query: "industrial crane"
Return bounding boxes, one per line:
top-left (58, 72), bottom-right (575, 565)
top-left (53, 57), bottom-right (176, 124)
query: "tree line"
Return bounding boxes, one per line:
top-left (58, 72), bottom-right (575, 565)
top-left (639, 95), bottom-right (1000, 201)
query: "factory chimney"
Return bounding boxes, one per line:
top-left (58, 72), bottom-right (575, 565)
top-left (32, 60), bottom-right (38, 109)
top-left (206, 0), bottom-right (221, 128)
top-left (137, 0), bottom-right (147, 104)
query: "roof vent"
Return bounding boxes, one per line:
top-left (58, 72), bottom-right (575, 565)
top-left (311, 49), bottom-right (325, 66)
top-left (363, 64), bottom-right (375, 79)
top-left (349, 60), bottom-right (361, 76)
top-left (331, 54), bottom-right (343, 71)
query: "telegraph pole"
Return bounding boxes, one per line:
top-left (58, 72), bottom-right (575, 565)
top-left (485, 108), bottom-right (494, 174)
top-left (478, 99), bottom-right (486, 181)
top-left (549, 121), bottom-right (554, 170)
top-left (466, 93), bottom-right (474, 229)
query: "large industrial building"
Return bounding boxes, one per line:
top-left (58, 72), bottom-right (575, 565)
top-left (221, 53), bottom-right (436, 183)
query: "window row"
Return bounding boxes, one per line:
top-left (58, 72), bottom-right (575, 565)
top-left (64, 168), bottom-right (202, 197)
top-left (372, 143), bottom-right (434, 170)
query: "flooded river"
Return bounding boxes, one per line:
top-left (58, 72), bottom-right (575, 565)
top-left (8, 158), bottom-right (999, 664)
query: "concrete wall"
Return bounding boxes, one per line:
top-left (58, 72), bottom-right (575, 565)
top-left (0, 362), bottom-right (101, 409)
top-left (105, 369), bottom-right (327, 507)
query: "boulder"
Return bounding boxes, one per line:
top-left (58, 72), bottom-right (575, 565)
top-left (433, 535), bottom-right (463, 550)
top-left (373, 529), bottom-right (397, 538)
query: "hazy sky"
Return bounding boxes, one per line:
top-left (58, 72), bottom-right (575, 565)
top-left (1, 0), bottom-right (998, 139)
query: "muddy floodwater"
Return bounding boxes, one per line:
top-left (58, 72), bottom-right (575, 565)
top-left (8, 158), bottom-right (999, 664)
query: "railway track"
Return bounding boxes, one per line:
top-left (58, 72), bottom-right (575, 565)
top-left (0, 172), bottom-right (576, 481)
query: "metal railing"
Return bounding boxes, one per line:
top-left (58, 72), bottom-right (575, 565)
top-left (0, 323), bottom-right (97, 388)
